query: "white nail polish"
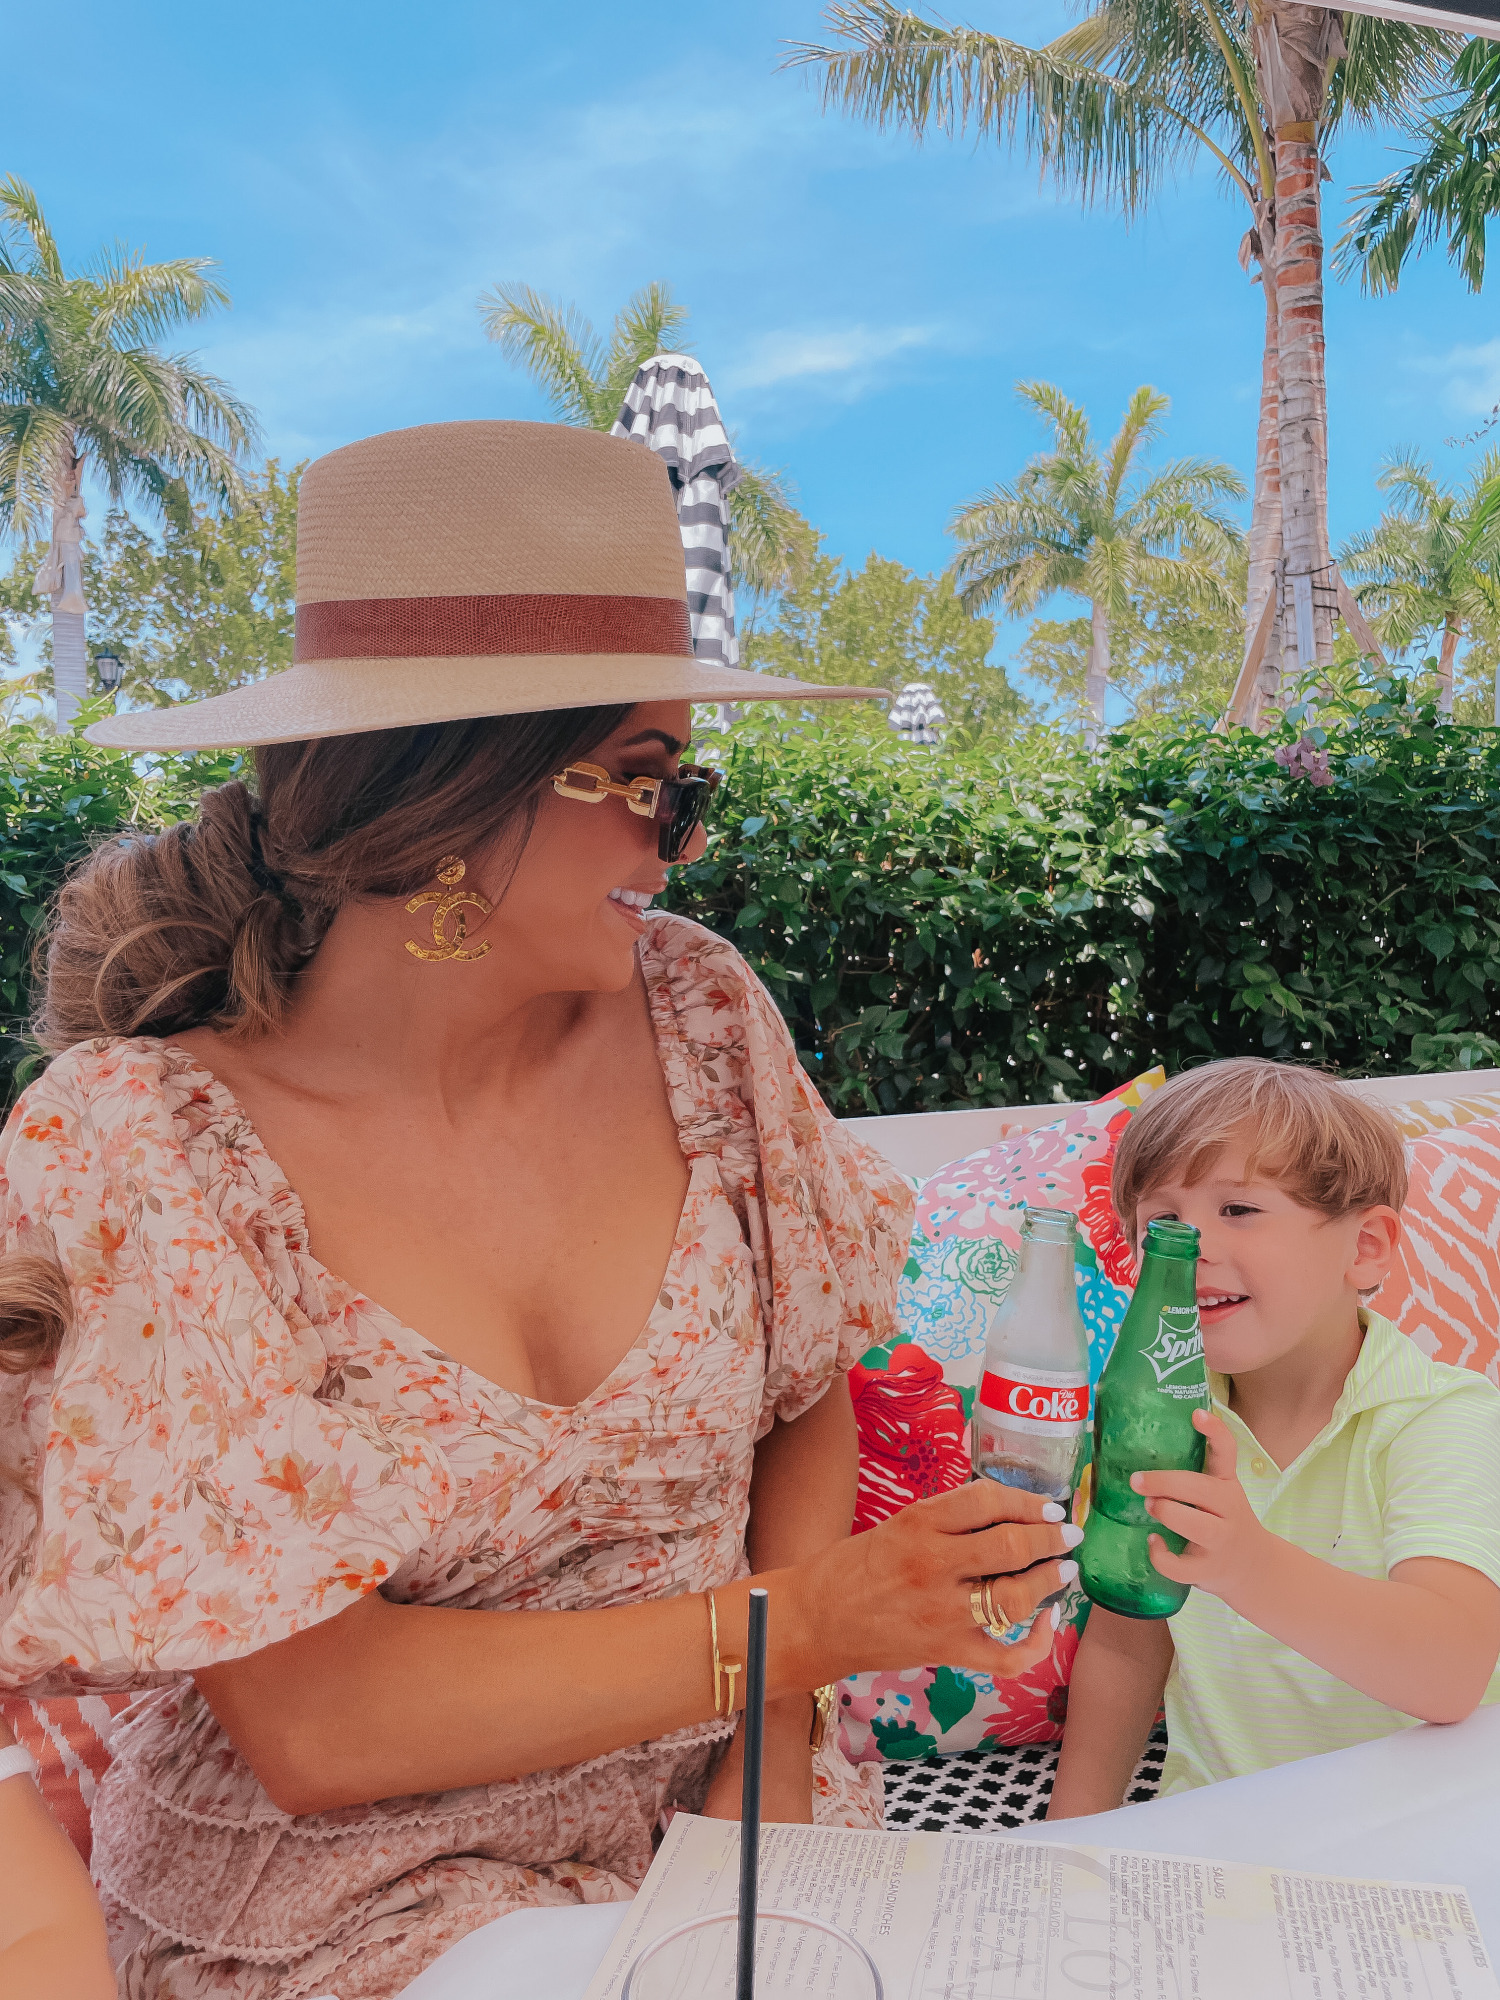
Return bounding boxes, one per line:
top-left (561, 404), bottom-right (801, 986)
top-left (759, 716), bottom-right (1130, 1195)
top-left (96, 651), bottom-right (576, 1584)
top-left (1060, 1524), bottom-right (1085, 1550)
top-left (1041, 1502), bottom-right (1066, 1522)
top-left (1050, 1603), bottom-right (1062, 1630)
top-left (1058, 1559), bottom-right (1079, 1584)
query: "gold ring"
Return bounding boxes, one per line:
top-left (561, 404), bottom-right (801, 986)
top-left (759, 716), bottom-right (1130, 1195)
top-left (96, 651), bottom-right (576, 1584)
top-left (969, 1580), bottom-right (1014, 1642)
top-left (983, 1578), bottom-right (1016, 1641)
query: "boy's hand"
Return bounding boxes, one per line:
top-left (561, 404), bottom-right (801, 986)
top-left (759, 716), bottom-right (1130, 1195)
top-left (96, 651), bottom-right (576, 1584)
top-left (1132, 1409), bottom-right (1273, 1606)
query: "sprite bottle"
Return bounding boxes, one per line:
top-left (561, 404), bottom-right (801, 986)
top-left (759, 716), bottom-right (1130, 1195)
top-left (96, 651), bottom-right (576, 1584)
top-left (1078, 1218), bottom-right (1208, 1620)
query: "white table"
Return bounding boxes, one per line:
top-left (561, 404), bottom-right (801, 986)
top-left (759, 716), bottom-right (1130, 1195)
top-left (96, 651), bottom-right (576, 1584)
top-left (400, 1707), bottom-right (1500, 1998)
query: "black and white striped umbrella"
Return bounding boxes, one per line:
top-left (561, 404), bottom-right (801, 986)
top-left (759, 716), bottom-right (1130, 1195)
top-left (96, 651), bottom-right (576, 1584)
top-left (612, 353), bottom-right (743, 727)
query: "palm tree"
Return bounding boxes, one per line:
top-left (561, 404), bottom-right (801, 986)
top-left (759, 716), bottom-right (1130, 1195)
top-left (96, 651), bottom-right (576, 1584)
top-left (1339, 450), bottom-right (1500, 718)
top-left (480, 279), bottom-right (813, 604)
top-left (0, 178), bottom-right (256, 725)
top-left (1339, 37), bottom-right (1500, 296)
top-left (953, 380), bottom-right (1244, 743)
top-left (786, 3), bottom-right (1453, 684)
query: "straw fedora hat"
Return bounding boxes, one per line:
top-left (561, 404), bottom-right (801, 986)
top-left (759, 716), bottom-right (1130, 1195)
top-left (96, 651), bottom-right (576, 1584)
top-left (85, 419), bottom-right (882, 752)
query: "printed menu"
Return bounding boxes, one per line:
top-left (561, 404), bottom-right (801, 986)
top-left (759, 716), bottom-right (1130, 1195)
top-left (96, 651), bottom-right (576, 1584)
top-left (584, 1813), bottom-right (1497, 1999)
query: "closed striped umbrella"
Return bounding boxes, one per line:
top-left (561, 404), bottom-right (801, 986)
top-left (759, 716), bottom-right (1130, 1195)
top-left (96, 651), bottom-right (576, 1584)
top-left (612, 353), bottom-right (743, 727)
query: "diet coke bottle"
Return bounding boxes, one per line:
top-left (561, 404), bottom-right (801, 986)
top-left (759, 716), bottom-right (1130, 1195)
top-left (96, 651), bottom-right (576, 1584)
top-left (973, 1206), bottom-right (1090, 1503)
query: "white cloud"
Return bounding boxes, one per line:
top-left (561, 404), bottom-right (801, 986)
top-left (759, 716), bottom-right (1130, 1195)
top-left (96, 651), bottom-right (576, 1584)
top-left (1419, 337), bottom-right (1500, 416)
top-left (184, 64), bottom-right (873, 460)
top-left (726, 324), bottom-right (940, 398)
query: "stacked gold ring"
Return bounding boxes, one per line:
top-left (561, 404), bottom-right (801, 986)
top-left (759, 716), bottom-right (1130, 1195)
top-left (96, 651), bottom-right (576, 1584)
top-left (968, 1578), bottom-right (1015, 1642)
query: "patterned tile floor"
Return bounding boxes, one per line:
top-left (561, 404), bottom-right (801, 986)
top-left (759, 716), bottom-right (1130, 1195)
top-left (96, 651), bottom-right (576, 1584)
top-left (881, 1728), bottom-right (1168, 1834)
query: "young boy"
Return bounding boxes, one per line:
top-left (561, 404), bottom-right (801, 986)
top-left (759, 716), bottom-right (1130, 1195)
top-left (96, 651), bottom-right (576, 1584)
top-left (1049, 1057), bottom-right (1500, 1816)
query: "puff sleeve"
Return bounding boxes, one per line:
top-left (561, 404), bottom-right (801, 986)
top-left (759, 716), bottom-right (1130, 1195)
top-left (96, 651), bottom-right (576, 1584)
top-left (0, 1043), bottom-right (453, 1691)
top-left (649, 917), bottom-right (915, 1434)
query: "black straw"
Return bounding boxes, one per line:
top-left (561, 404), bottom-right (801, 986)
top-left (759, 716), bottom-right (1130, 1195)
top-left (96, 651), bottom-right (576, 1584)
top-left (737, 1588), bottom-right (769, 2000)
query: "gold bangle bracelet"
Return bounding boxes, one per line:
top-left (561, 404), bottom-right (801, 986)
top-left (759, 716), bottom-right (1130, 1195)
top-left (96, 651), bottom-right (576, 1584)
top-left (706, 1590), bottom-right (744, 1719)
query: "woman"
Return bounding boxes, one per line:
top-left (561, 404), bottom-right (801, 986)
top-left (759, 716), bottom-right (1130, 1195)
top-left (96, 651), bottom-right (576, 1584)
top-left (0, 422), bottom-right (1078, 1999)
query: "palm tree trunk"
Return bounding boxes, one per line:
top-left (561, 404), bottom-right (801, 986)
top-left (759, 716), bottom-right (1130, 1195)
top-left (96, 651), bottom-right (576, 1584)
top-left (1250, 4), bottom-right (1345, 683)
top-left (1438, 618), bottom-right (1459, 718)
top-left (1085, 601), bottom-right (1110, 747)
top-left (52, 611), bottom-right (88, 725)
top-left (35, 442), bottom-right (89, 729)
top-left (1245, 213), bottom-right (1283, 713)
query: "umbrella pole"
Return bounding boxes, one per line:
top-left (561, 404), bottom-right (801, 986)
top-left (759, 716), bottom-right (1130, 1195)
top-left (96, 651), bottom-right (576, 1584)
top-left (736, 1588), bottom-right (768, 2000)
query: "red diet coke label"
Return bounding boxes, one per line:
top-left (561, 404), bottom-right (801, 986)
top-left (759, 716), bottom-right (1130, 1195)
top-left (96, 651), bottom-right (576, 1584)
top-left (979, 1365), bottom-right (1089, 1432)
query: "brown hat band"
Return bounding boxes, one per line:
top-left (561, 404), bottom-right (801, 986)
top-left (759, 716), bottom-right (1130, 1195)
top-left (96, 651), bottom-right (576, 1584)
top-left (294, 592), bottom-right (694, 663)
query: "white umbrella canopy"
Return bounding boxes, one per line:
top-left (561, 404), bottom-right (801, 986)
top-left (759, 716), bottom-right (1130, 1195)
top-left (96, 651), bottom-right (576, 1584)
top-left (1298, 0), bottom-right (1499, 30)
top-left (612, 353), bottom-right (744, 731)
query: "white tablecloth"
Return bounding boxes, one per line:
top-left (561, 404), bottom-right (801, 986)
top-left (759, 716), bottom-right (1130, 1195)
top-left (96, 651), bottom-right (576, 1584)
top-left (399, 1707), bottom-right (1500, 1998)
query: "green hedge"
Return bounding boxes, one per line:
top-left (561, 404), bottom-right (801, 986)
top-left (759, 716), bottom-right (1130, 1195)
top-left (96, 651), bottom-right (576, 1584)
top-left (0, 715), bottom-right (234, 1103)
top-left (0, 675), bottom-right (1496, 1118)
top-left (663, 675), bottom-right (1500, 1113)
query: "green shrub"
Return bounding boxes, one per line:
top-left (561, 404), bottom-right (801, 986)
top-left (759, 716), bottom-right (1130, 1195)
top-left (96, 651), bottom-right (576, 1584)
top-left (0, 672), bottom-right (1495, 1120)
top-left (664, 673), bottom-right (1500, 1113)
top-left (0, 707), bottom-right (236, 1101)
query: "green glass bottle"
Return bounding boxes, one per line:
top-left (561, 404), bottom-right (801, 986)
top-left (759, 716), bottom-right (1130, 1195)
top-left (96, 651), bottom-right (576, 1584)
top-left (1079, 1219), bottom-right (1208, 1620)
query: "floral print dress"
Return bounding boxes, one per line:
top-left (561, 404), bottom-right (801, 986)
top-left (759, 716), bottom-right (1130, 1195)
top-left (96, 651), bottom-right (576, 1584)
top-left (0, 913), bottom-right (912, 2000)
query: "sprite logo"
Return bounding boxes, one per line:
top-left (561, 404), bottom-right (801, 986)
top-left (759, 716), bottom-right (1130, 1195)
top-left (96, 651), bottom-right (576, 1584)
top-left (1142, 1306), bottom-right (1203, 1385)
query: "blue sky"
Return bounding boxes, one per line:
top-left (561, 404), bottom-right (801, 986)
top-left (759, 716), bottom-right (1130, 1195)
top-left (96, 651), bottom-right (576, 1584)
top-left (7, 0), bottom-right (1500, 674)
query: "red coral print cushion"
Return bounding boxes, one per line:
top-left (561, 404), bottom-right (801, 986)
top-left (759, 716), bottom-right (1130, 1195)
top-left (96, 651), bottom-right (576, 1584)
top-left (850, 1343), bottom-right (972, 1534)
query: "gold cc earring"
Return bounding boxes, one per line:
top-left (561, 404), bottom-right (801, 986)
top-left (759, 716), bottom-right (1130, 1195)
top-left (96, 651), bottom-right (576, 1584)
top-left (404, 855), bottom-right (493, 963)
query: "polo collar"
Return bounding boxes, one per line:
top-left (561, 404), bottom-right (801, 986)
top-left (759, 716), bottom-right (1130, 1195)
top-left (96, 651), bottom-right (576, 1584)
top-left (1209, 1313), bottom-right (1427, 1482)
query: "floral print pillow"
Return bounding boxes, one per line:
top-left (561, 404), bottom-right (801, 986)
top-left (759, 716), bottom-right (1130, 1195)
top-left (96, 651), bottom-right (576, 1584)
top-left (840, 1070), bottom-right (1165, 1761)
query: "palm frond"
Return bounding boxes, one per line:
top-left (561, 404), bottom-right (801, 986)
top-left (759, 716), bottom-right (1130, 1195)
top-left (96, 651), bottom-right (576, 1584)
top-left (726, 461), bottom-right (815, 603)
top-left (954, 540), bottom-right (1088, 617)
top-left (478, 282), bottom-right (607, 426)
top-left (602, 282), bottom-right (693, 425)
top-left (1327, 12), bottom-right (1461, 129)
top-left (84, 249), bottom-right (232, 345)
top-left (0, 176), bottom-right (63, 281)
top-left (0, 270), bottom-right (47, 340)
top-left (0, 404), bottom-right (76, 536)
top-left (1015, 378), bottom-right (1098, 460)
top-left (783, 1), bottom-right (1243, 215)
top-left (1337, 37), bottom-right (1500, 294)
top-left (1053, 0), bottom-right (1251, 135)
top-left (1102, 383), bottom-right (1168, 507)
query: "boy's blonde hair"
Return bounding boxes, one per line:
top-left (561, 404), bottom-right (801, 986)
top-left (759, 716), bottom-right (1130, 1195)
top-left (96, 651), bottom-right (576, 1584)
top-left (1112, 1058), bottom-right (1407, 1248)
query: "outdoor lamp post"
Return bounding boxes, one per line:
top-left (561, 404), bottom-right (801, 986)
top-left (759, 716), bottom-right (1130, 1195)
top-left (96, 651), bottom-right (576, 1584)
top-left (93, 651), bottom-right (124, 695)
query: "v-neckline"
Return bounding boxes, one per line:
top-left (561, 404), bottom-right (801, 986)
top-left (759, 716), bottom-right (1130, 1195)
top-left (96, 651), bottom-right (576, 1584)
top-left (161, 934), bottom-right (719, 1417)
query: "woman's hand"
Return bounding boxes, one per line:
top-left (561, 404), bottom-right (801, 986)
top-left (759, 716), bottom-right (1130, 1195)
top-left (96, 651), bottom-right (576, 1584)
top-left (794, 1478), bottom-right (1082, 1686)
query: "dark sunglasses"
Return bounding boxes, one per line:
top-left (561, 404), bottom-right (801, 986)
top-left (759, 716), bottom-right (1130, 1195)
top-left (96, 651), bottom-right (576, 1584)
top-left (550, 760), bottom-right (722, 862)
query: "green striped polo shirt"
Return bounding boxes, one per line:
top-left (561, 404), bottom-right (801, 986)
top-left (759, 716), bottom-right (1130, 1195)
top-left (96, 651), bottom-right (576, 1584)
top-left (1161, 1312), bottom-right (1500, 1796)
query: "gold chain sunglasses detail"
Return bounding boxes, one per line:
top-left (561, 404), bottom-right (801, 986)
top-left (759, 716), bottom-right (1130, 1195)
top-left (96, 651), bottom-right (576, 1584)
top-left (405, 855), bottom-right (494, 963)
top-left (551, 761), bottom-right (721, 863)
